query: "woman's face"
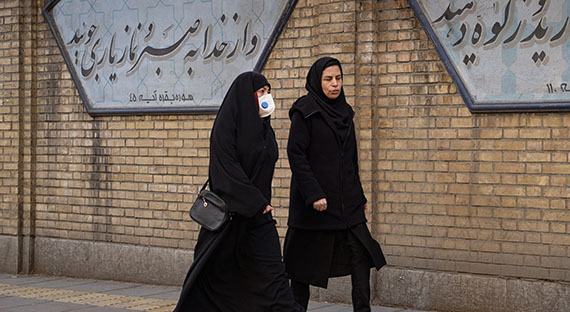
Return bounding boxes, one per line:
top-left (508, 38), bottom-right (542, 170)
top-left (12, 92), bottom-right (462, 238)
top-left (321, 65), bottom-right (342, 100)
top-left (255, 85), bottom-right (270, 98)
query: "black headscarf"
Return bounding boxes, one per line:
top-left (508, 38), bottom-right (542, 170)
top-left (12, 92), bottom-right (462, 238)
top-left (209, 71), bottom-right (276, 217)
top-left (305, 57), bottom-right (352, 140)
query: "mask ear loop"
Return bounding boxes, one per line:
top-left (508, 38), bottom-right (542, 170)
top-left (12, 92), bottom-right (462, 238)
top-left (253, 92), bottom-right (260, 113)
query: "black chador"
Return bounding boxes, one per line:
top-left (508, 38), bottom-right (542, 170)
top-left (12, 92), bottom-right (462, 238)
top-left (174, 72), bottom-right (303, 312)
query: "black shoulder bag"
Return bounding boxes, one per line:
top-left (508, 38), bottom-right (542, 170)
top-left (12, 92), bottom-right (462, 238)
top-left (189, 179), bottom-right (231, 231)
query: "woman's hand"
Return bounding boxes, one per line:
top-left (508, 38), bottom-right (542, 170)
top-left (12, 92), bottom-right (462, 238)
top-left (364, 203), bottom-right (369, 212)
top-left (263, 204), bottom-right (274, 214)
top-left (313, 198), bottom-right (327, 211)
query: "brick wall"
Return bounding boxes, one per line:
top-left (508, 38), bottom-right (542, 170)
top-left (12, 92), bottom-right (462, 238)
top-left (1, 0), bottom-right (36, 273)
top-left (0, 1), bottom-right (21, 240)
top-left (376, 0), bottom-right (570, 282)
top-left (1, 0), bottom-right (570, 310)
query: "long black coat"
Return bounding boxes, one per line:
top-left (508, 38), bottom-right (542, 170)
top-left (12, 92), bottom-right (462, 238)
top-left (287, 95), bottom-right (367, 230)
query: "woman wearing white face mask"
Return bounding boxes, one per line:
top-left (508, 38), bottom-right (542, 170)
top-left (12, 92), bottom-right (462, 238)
top-left (174, 72), bottom-right (303, 312)
top-left (256, 86), bottom-right (275, 118)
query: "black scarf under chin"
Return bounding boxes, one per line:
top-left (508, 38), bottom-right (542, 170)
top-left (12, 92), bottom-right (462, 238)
top-left (305, 57), bottom-right (352, 141)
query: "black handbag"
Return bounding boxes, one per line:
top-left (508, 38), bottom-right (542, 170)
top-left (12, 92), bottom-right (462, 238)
top-left (189, 179), bottom-right (230, 231)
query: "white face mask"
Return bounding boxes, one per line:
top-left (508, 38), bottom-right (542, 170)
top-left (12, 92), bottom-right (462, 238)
top-left (258, 93), bottom-right (275, 118)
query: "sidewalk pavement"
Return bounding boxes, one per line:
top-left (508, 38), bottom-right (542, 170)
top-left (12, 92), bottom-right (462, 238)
top-left (0, 273), bottom-right (432, 312)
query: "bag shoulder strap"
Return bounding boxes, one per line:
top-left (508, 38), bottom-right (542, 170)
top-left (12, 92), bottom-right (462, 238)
top-left (200, 178), bottom-right (210, 192)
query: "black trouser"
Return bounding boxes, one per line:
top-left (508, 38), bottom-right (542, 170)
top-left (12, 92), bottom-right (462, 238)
top-left (290, 232), bottom-right (371, 312)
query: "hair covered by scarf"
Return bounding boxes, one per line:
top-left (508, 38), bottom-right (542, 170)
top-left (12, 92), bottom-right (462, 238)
top-left (305, 57), bottom-right (352, 139)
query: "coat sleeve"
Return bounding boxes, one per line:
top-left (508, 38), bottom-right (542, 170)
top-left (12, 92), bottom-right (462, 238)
top-left (209, 121), bottom-right (268, 218)
top-left (287, 111), bottom-right (327, 207)
top-left (352, 131), bottom-right (368, 205)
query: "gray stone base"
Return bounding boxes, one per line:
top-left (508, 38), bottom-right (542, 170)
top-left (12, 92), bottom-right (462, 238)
top-left (0, 235), bottom-right (18, 274)
top-left (3, 235), bottom-right (570, 311)
top-left (32, 236), bottom-right (193, 286)
top-left (316, 267), bottom-right (570, 312)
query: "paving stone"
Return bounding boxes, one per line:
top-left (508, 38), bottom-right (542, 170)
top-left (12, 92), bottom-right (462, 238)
top-left (141, 289), bottom-right (181, 301)
top-left (102, 284), bottom-right (180, 299)
top-left (0, 274), bottom-right (435, 311)
top-left (0, 299), bottom-right (92, 312)
top-left (0, 296), bottom-right (46, 309)
top-left (20, 278), bottom-right (106, 290)
top-left (371, 306), bottom-right (405, 312)
top-left (72, 307), bottom-right (134, 312)
top-left (0, 275), bottom-right (64, 286)
top-left (309, 303), bottom-right (353, 311)
top-left (47, 280), bottom-right (141, 293)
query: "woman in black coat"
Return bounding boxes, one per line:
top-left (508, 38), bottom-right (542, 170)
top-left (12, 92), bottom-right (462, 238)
top-left (174, 72), bottom-right (303, 312)
top-left (284, 57), bottom-right (386, 312)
